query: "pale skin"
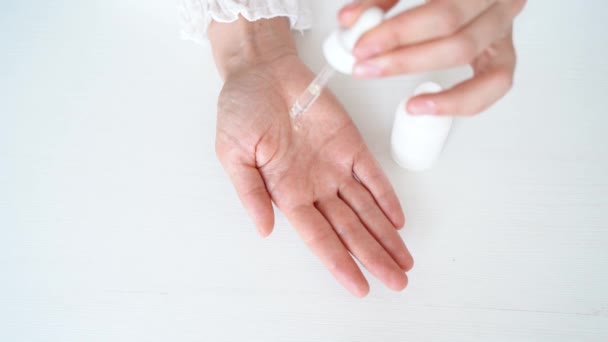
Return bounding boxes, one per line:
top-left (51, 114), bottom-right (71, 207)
top-left (342, 0), bottom-right (527, 115)
top-left (208, 0), bottom-right (525, 297)
top-left (210, 18), bottom-right (412, 297)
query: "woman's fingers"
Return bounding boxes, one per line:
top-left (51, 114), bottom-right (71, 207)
top-left (354, 2), bottom-right (517, 78)
top-left (287, 204), bottom-right (370, 297)
top-left (353, 149), bottom-right (405, 229)
top-left (354, 0), bottom-right (498, 59)
top-left (408, 35), bottom-right (516, 116)
top-left (315, 197), bottom-right (408, 292)
top-left (339, 180), bottom-right (414, 271)
top-left (222, 160), bottom-right (275, 237)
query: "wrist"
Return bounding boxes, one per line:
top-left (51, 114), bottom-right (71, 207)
top-left (209, 16), bottom-right (298, 80)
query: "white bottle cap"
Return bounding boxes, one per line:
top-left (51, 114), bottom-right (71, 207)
top-left (323, 7), bottom-right (384, 74)
top-left (390, 82), bottom-right (453, 171)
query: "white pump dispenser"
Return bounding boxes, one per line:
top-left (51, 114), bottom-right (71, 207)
top-left (323, 7), bottom-right (384, 74)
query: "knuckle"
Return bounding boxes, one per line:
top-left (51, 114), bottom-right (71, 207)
top-left (386, 24), bottom-right (403, 49)
top-left (334, 220), bottom-right (357, 237)
top-left (358, 201), bottom-right (377, 216)
top-left (449, 35), bottom-right (477, 65)
top-left (326, 256), bottom-right (351, 275)
top-left (494, 67), bottom-right (515, 92)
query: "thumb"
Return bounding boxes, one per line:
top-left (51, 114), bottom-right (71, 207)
top-left (338, 0), bottom-right (399, 27)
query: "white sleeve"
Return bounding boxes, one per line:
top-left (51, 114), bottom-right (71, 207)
top-left (178, 0), bottom-right (313, 44)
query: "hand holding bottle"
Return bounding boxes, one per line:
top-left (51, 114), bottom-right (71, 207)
top-left (340, 0), bottom-right (527, 116)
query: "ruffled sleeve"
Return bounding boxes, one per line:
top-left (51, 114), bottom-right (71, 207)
top-left (178, 0), bottom-right (313, 44)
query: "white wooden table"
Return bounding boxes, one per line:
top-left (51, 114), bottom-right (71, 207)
top-left (1, 0), bottom-right (607, 340)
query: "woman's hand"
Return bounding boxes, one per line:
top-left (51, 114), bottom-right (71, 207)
top-left (340, 0), bottom-right (527, 116)
top-left (209, 17), bottom-right (413, 297)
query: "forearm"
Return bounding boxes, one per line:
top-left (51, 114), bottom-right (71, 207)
top-left (208, 16), bottom-right (297, 80)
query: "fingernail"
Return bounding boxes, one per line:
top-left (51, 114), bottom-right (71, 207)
top-left (339, 1), bottom-right (361, 21)
top-left (353, 61), bottom-right (382, 78)
top-left (407, 99), bottom-right (437, 115)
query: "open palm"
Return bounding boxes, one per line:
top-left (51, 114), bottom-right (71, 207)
top-left (215, 55), bottom-right (413, 296)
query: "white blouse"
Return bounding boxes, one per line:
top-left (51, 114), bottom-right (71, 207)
top-left (178, 0), bottom-right (313, 44)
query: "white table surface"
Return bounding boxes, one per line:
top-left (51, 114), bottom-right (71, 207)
top-left (1, 0), bottom-right (608, 341)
